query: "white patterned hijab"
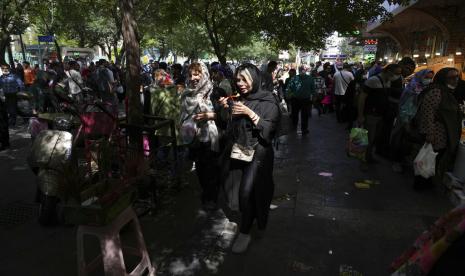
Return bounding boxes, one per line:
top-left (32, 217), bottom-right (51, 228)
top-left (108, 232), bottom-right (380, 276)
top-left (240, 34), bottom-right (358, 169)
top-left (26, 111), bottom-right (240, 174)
top-left (180, 63), bottom-right (219, 151)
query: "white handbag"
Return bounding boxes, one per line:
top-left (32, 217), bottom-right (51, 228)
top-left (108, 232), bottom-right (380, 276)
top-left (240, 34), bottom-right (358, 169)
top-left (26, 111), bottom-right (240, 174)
top-left (230, 143), bottom-right (255, 162)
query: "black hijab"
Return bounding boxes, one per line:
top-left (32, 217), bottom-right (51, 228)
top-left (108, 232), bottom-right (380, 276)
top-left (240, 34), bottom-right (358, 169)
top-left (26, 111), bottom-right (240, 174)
top-left (230, 64), bottom-right (278, 147)
top-left (234, 63), bottom-right (276, 104)
top-left (433, 67), bottom-right (459, 88)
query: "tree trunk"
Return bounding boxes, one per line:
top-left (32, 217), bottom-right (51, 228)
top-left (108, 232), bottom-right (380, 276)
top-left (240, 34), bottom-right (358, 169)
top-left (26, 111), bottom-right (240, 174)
top-left (0, 33), bottom-right (9, 64)
top-left (120, 0), bottom-right (142, 128)
top-left (113, 43), bottom-right (119, 61)
top-left (7, 38), bottom-right (15, 69)
top-left (218, 55), bottom-right (227, 65)
top-left (106, 44), bottom-right (112, 61)
top-left (54, 39), bottom-right (63, 62)
top-left (19, 34), bottom-right (26, 61)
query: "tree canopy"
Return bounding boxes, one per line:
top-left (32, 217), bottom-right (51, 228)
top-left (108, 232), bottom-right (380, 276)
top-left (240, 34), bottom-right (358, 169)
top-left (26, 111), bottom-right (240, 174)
top-left (1, 0), bottom-right (410, 65)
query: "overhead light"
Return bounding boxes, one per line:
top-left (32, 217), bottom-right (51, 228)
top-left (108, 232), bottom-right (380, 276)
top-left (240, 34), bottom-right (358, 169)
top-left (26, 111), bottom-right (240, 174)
top-left (356, 41), bottom-right (360, 44)
top-left (447, 57), bottom-right (453, 62)
top-left (384, 56), bottom-right (388, 59)
top-left (425, 53), bottom-right (431, 58)
top-left (388, 59), bottom-right (393, 62)
top-left (413, 54), bottom-right (419, 58)
top-left (413, 49), bottom-right (419, 58)
top-left (435, 52), bottom-right (441, 56)
top-left (379, 58), bottom-right (383, 61)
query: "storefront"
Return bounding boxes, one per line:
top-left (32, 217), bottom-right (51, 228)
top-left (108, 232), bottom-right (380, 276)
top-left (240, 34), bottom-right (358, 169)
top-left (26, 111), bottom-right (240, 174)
top-left (362, 0), bottom-right (465, 77)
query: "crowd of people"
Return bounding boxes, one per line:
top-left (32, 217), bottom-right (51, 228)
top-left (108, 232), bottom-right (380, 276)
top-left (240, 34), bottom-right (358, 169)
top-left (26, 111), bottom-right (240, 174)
top-left (258, 57), bottom-right (464, 191)
top-left (1, 54), bottom-right (464, 254)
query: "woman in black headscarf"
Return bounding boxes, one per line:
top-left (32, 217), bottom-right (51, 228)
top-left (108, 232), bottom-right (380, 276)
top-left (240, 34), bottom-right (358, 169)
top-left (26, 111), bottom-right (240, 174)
top-left (218, 63), bottom-right (281, 253)
top-left (416, 67), bottom-right (462, 189)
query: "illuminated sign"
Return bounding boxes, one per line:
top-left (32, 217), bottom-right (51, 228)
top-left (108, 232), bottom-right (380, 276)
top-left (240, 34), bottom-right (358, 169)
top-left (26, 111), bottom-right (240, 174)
top-left (364, 39), bottom-right (378, 45)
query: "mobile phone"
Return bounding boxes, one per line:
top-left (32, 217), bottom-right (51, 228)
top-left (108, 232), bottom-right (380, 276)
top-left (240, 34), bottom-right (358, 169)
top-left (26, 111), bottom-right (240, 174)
top-left (228, 95), bottom-right (240, 101)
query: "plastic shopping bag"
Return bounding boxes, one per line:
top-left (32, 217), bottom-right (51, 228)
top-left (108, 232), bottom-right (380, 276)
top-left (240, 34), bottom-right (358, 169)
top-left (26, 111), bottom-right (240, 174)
top-left (413, 143), bottom-right (438, 178)
top-left (347, 128), bottom-right (369, 161)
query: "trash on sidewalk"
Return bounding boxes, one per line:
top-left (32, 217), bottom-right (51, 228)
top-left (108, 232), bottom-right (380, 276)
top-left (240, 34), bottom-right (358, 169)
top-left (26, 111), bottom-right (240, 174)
top-left (363, 179), bottom-right (380, 185)
top-left (290, 261), bottom-right (313, 272)
top-left (329, 250), bottom-right (333, 255)
top-left (344, 192), bottom-right (350, 196)
top-left (270, 204), bottom-right (279, 210)
top-left (332, 217), bottom-right (336, 221)
top-left (354, 179), bottom-right (381, 189)
top-left (339, 264), bottom-right (363, 276)
top-left (273, 193), bottom-right (295, 202)
top-left (307, 213), bottom-right (315, 217)
top-left (318, 172), bottom-right (333, 177)
top-left (354, 182), bottom-right (370, 189)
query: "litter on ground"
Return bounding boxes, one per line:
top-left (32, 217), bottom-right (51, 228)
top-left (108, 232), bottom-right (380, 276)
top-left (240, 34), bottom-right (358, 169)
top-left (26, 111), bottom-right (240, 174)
top-left (291, 261), bottom-right (313, 272)
top-left (339, 264), bottom-right (363, 276)
top-left (318, 172), bottom-right (333, 177)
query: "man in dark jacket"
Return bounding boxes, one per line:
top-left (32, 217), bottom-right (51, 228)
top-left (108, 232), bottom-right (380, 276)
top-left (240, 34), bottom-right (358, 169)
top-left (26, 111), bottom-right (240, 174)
top-left (0, 64), bottom-right (25, 127)
top-left (288, 66), bottom-right (315, 135)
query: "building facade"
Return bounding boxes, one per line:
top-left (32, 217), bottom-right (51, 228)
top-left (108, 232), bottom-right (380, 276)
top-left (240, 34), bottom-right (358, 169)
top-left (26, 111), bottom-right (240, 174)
top-left (363, 0), bottom-right (465, 76)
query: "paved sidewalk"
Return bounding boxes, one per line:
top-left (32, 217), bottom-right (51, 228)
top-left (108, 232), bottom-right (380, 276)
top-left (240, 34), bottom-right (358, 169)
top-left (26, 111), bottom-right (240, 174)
top-left (0, 113), bottom-right (453, 276)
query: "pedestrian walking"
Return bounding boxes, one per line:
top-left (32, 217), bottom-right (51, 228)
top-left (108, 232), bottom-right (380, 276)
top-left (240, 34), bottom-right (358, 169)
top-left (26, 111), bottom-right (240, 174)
top-left (311, 70), bottom-right (326, 116)
top-left (65, 61), bottom-right (84, 102)
top-left (23, 62), bottom-right (36, 92)
top-left (262, 61), bottom-right (278, 92)
top-left (180, 62), bottom-right (221, 210)
top-left (218, 63), bottom-right (280, 253)
top-left (333, 63), bottom-right (355, 123)
top-left (415, 67), bottom-right (462, 189)
top-left (287, 65), bottom-right (315, 135)
top-left (358, 64), bottom-right (402, 163)
top-left (94, 59), bottom-right (118, 113)
top-left (0, 64), bottom-right (25, 127)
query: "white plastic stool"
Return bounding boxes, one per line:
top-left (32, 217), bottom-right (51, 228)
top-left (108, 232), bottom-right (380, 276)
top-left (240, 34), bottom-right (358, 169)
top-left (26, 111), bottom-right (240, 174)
top-left (77, 206), bottom-right (155, 276)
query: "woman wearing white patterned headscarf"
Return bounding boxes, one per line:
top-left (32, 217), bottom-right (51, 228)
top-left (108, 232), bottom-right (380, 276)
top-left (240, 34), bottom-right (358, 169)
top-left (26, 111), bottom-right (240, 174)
top-left (180, 62), bottom-right (220, 209)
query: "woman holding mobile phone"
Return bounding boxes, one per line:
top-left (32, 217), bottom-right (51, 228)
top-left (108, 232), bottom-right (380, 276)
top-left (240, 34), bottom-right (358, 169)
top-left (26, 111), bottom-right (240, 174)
top-left (218, 63), bottom-right (281, 253)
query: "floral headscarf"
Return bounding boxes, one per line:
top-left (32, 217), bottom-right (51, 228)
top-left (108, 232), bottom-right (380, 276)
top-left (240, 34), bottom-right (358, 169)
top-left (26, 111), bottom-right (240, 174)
top-left (404, 69), bottom-right (434, 96)
top-left (399, 69), bottom-right (434, 123)
top-left (180, 63), bottom-right (219, 151)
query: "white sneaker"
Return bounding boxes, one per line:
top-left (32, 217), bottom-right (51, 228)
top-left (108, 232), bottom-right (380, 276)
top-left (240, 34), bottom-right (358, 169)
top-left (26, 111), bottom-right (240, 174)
top-left (232, 233), bottom-right (251, 253)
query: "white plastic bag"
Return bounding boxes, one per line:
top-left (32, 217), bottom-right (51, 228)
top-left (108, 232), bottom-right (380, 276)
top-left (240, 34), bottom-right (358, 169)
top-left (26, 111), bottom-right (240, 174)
top-left (413, 143), bottom-right (438, 178)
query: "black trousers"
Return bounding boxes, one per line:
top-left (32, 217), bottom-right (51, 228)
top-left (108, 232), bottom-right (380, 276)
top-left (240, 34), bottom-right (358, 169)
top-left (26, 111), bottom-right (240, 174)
top-left (377, 103), bottom-right (398, 158)
top-left (4, 93), bottom-right (17, 126)
top-left (334, 94), bottom-right (345, 123)
top-left (190, 145), bottom-right (220, 204)
top-left (291, 98), bottom-right (311, 132)
top-left (223, 146), bottom-right (275, 234)
top-left (0, 101), bottom-right (9, 146)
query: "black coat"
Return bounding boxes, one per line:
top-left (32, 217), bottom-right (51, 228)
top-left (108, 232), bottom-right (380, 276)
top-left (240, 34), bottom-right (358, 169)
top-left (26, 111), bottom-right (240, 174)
top-left (220, 68), bottom-right (280, 216)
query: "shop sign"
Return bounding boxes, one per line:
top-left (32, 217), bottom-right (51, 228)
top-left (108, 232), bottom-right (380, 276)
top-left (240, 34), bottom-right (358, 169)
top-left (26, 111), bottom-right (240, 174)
top-left (38, 35), bottom-right (54, 43)
top-left (364, 39), bottom-right (378, 45)
top-left (322, 54), bottom-right (347, 59)
top-left (363, 45), bottom-right (377, 53)
top-left (338, 30), bottom-right (361, 37)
